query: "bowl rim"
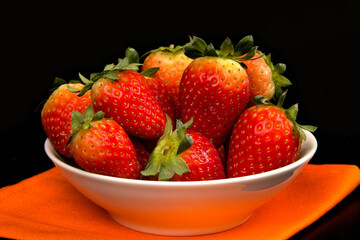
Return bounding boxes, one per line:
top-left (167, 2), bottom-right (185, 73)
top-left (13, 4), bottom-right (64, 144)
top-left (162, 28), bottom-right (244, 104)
top-left (45, 130), bottom-right (317, 187)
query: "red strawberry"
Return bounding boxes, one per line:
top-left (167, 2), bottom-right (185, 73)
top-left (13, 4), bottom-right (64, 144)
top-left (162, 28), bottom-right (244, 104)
top-left (41, 80), bottom-right (92, 158)
top-left (144, 75), bottom-right (177, 127)
top-left (68, 106), bottom-right (140, 179)
top-left (217, 144), bottom-right (227, 167)
top-left (142, 44), bottom-right (192, 111)
top-left (141, 116), bottom-right (225, 181)
top-left (242, 52), bottom-right (291, 104)
top-left (226, 91), bottom-right (316, 177)
top-left (180, 37), bottom-right (257, 147)
top-left (91, 70), bottom-right (166, 139)
top-left (74, 48), bottom-right (166, 140)
top-left (130, 137), bottom-right (150, 171)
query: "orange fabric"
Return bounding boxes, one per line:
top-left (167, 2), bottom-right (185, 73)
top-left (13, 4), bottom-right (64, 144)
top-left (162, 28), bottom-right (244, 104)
top-left (0, 164), bottom-right (359, 240)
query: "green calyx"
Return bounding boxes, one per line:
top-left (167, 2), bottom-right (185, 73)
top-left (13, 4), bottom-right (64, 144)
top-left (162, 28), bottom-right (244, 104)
top-left (184, 37), bottom-right (292, 96)
top-left (68, 48), bottom-right (159, 97)
top-left (184, 36), bottom-right (259, 69)
top-left (148, 44), bottom-right (185, 54)
top-left (253, 91), bottom-right (317, 141)
top-left (36, 77), bottom-right (81, 112)
top-left (263, 53), bottom-right (292, 99)
top-left (141, 38), bottom-right (194, 59)
top-left (141, 115), bottom-right (194, 181)
top-left (65, 106), bottom-right (104, 148)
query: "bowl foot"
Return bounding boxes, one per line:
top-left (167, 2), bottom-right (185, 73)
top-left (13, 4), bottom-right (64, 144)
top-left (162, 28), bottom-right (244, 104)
top-left (109, 212), bottom-right (251, 236)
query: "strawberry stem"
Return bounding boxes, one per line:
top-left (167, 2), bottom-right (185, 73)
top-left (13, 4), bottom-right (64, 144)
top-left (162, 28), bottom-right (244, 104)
top-left (184, 36), bottom-right (258, 63)
top-left (141, 115), bottom-right (193, 181)
top-left (65, 106), bottom-right (104, 148)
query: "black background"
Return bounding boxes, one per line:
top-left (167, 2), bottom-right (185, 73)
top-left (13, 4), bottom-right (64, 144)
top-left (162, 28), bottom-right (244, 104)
top-left (1, 1), bottom-right (359, 239)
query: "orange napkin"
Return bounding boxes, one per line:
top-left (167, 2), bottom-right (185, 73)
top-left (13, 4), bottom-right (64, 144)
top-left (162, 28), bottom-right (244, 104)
top-left (0, 164), bottom-right (359, 240)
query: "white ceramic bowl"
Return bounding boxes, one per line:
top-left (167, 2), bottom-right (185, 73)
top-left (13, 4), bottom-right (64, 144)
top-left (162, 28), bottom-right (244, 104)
top-left (45, 130), bottom-right (317, 236)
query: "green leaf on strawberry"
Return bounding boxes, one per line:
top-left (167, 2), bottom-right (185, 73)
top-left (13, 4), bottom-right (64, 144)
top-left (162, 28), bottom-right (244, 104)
top-left (72, 48), bottom-right (144, 97)
top-left (141, 38), bottom-right (195, 59)
top-left (184, 36), bottom-right (258, 63)
top-left (183, 36), bottom-right (207, 59)
top-left (234, 35), bottom-right (254, 56)
top-left (65, 106), bottom-right (105, 147)
top-left (204, 43), bottom-right (218, 57)
top-left (219, 37), bottom-right (234, 57)
top-left (140, 67), bottom-right (160, 77)
top-left (141, 115), bottom-right (192, 181)
top-left (263, 53), bottom-right (292, 98)
top-left (67, 74), bottom-right (95, 97)
top-left (125, 47), bottom-right (140, 64)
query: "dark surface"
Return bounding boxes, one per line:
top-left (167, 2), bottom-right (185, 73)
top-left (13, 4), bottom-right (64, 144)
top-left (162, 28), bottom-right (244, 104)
top-left (1, 1), bottom-right (359, 239)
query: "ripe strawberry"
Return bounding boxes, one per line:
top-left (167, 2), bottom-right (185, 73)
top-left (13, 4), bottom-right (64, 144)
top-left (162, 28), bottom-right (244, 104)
top-left (180, 36), bottom-right (257, 147)
top-left (68, 106), bottom-right (140, 179)
top-left (41, 80), bottom-right (92, 158)
top-left (217, 144), bottom-right (227, 167)
top-left (242, 51), bottom-right (291, 104)
top-left (144, 75), bottom-right (177, 127)
top-left (91, 70), bottom-right (166, 139)
top-left (141, 116), bottom-right (225, 181)
top-left (73, 48), bottom-right (166, 139)
top-left (226, 91), bottom-right (316, 177)
top-left (130, 137), bottom-right (150, 171)
top-left (141, 44), bottom-right (193, 111)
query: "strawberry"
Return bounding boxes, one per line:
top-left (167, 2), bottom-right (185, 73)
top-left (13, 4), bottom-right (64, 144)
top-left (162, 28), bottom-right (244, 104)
top-left (217, 144), bottom-right (227, 167)
top-left (130, 137), bottom-right (150, 171)
top-left (143, 74), bottom-right (177, 127)
top-left (91, 70), bottom-right (166, 139)
top-left (180, 36), bottom-right (257, 147)
top-left (242, 51), bottom-right (291, 104)
top-left (226, 91), bottom-right (316, 177)
top-left (141, 116), bottom-right (225, 181)
top-left (68, 106), bottom-right (140, 179)
top-left (72, 48), bottom-right (166, 140)
top-left (141, 44), bottom-right (193, 111)
top-left (41, 79), bottom-right (92, 158)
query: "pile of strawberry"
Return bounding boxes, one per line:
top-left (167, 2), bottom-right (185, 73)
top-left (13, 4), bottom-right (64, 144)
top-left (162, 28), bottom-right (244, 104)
top-left (41, 36), bottom-right (316, 181)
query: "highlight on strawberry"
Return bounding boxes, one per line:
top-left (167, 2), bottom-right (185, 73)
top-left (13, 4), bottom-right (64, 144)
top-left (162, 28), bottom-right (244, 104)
top-left (142, 42), bottom-right (193, 112)
top-left (227, 90), bottom-right (316, 177)
top-left (41, 78), bottom-right (93, 158)
top-left (69, 48), bottom-right (167, 140)
top-left (180, 36), bottom-right (256, 147)
top-left (66, 106), bottom-right (141, 179)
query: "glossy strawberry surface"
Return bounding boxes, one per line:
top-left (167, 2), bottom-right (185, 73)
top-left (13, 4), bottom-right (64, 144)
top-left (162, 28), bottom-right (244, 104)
top-left (243, 52), bottom-right (274, 102)
top-left (146, 76), bottom-right (176, 127)
top-left (41, 84), bottom-right (92, 158)
top-left (180, 56), bottom-right (250, 147)
top-left (142, 49), bottom-right (192, 110)
top-left (172, 131), bottom-right (225, 181)
top-left (130, 137), bottom-right (150, 171)
top-left (227, 105), bottom-right (301, 177)
top-left (91, 70), bottom-right (166, 139)
top-left (69, 119), bottom-right (140, 179)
